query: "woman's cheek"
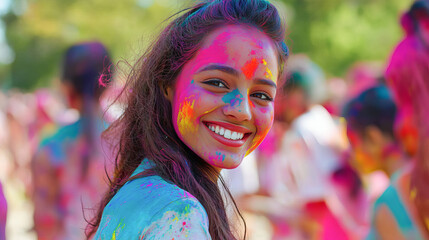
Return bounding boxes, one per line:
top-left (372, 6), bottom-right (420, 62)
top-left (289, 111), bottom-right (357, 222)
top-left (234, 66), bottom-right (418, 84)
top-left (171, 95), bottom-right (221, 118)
top-left (246, 104), bottom-right (274, 156)
top-left (176, 94), bottom-right (199, 138)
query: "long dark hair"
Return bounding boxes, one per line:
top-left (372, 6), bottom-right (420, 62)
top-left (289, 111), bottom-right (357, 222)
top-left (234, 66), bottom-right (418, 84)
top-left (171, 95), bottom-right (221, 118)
top-left (87, 0), bottom-right (288, 239)
top-left (61, 42), bottom-right (112, 181)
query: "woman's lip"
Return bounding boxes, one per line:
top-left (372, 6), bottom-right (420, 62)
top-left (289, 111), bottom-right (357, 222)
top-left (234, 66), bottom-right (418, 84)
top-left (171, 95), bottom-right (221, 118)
top-left (205, 124), bottom-right (250, 147)
top-left (203, 121), bottom-right (252, 134)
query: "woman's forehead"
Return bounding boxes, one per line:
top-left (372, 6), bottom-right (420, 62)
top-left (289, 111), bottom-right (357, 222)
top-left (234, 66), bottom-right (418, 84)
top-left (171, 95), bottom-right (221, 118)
top-left (189, 25), bottom-right (279, 73)
top-left (200, 24), bottom-right (275, 55)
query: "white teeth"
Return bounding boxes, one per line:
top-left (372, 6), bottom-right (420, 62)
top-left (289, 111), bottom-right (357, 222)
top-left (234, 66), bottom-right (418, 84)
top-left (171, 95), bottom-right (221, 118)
top-left (231, 132), bottom-right (237, 140)
top-left (207, 124), bottom-right (245, 140)
top-left (219, 127), bottom-right (225, 135)
top-left (224, 129), bottom-right (231, 139)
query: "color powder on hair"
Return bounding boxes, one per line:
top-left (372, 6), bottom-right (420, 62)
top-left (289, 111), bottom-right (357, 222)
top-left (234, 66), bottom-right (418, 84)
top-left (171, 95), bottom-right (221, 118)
top-left (242, 58), bottom-right (260, 79)
top-left (222, 89), bottom-right (244, 107)
top-left (177, 96), bottom-right (198, 135)
top-left (98, 74), bottom-right (107, 87)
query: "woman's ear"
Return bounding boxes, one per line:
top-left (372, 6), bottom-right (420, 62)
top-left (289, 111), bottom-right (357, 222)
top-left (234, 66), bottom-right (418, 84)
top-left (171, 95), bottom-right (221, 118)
top-left (163, 85), bottom-right (174, 102)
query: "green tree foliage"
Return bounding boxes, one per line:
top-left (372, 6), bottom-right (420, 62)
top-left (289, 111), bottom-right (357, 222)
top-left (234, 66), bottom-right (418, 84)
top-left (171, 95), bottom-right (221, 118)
top-left (2, 0), bottom-right (187, 90)
top-left (284, 0), bottom-right (410, 76)
top-left (0, 0), bottom-right (413, 90)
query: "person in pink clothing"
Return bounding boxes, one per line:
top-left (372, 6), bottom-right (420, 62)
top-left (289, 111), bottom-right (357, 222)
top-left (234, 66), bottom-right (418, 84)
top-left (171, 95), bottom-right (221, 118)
top-left (0, 181), bottom-right (6, 240)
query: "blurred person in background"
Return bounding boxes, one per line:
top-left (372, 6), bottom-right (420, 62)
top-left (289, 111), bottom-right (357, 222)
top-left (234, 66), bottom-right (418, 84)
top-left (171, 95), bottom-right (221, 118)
top-left (0, 182), bottom-right (6, 240)
top-left (367, 0), bottom-right (429, 239)
top-left (343, 85), bottom-right (407, 179)
top-left (0, 93), bottom-right (6, 240)
top-left (31, 41), bottom-right (113, 240)
top-left (343, 85), bottom-right (412, 239)
top-left (242, 54), bottom-right (356, 239)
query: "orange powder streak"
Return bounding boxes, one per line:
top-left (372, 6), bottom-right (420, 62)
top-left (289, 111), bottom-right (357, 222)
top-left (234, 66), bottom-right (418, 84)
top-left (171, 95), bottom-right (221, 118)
top-left (241, 58), bottom-right (260, 80)
top-left (177, 96), bottom-right (198, 135)
top-left (245, 113), bottom-right (273, 156)
top-left (247, 89), bottom-right (255, 108)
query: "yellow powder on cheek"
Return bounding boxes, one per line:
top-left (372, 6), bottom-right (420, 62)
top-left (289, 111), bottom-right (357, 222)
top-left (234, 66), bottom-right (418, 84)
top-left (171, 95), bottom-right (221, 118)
top-left (177, 97), bottom-right (198, 135)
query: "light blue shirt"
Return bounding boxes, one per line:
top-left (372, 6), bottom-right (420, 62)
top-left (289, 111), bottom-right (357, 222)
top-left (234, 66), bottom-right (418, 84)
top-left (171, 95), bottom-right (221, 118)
top-left (94, 159), bottom-right (211, 239)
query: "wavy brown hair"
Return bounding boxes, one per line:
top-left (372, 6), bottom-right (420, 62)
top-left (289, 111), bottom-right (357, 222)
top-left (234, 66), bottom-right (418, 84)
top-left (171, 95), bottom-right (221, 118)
top-left (86, 0), bottom-right (288, 239)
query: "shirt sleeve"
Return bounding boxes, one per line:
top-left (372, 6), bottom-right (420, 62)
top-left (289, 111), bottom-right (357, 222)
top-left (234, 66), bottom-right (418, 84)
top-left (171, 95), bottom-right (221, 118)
top-left (139, 197), bottom-right (212, 240)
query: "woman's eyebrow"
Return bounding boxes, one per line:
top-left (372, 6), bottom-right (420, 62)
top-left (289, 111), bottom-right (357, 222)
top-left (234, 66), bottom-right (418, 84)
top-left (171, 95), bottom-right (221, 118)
top-left (255, 78), bottom-right (277, 88)
top-left (197, 64), bottom-right (239, 77)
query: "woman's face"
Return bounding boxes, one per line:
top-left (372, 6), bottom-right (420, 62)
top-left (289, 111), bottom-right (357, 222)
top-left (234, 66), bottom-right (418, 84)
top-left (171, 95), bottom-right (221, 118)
top-left (168, 24), bottom-right (279, 170)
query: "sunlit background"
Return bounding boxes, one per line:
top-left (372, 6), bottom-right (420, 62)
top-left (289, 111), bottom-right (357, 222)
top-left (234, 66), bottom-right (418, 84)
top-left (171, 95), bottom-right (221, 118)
top-left (0, 0), bottom-right (409, 90)
top-left (0, 0), bottom-right (416, 239)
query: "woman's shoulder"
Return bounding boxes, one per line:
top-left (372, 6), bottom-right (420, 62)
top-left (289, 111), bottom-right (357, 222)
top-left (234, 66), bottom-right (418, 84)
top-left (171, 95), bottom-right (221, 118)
top-left (95, 175), bottom-right (211, 239)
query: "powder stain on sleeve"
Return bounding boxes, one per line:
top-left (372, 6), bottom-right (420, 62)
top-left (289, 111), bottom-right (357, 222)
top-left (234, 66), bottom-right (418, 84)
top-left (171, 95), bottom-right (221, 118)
top-left (111, 220), bottom-right (125, 240)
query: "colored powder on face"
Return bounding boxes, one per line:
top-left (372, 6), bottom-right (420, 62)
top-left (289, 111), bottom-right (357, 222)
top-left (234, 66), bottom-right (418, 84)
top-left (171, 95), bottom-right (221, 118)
top-left (262, 59), bottom-right (275, 83)
top-left (246, 128), bottom-right (269, 156)
top-left (208, 151), bottom-right (226, 163)
top-left (191, 79), bottom-right (194, 84)
top-left (177, 96), bottom-right (198, 135)
top-left (241, 58), bottom-right (260, 79)
top-left (217, 152), bottom-right (226, 162)
top-left (245, 113), bottom-right (273, 156)
top-left (203, 106), bottom-right (218, 115)
top-left (247, 89), bottom-right (255, 108)
top-left (222, 89), bottom-right (244, 107)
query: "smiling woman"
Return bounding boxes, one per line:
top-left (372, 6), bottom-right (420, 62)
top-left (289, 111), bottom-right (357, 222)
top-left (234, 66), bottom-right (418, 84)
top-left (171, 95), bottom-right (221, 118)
top-left (87, 0), bottom-right (288, 239)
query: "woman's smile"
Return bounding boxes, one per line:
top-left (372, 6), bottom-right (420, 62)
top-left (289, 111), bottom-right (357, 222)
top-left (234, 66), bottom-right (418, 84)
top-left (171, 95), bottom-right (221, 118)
top-left (203, 120), bottom-right (253, 147)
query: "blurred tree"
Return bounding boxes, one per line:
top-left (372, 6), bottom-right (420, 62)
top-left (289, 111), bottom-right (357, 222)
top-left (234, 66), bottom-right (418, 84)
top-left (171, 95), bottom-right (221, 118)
top-left (0, 0), bottom-right (413, 90)
top-left (283, 0), bottom-right (410, 76)
top-left (2, 0), bottom-right (187, 90)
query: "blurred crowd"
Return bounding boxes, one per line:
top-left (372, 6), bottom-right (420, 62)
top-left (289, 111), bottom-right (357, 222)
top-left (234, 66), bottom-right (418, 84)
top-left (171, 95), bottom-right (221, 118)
top-left (1, 1), bottom-right (429, 240)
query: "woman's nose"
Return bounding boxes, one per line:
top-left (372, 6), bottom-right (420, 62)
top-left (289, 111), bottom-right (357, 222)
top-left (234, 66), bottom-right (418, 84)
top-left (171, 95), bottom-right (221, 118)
top-left (222, 89), bottom-right (252, 122)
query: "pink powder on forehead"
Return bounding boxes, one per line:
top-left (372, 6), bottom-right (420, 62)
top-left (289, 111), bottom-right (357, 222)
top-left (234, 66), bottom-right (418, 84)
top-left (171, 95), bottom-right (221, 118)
top-left (242, 58), bottom-right (260, 80)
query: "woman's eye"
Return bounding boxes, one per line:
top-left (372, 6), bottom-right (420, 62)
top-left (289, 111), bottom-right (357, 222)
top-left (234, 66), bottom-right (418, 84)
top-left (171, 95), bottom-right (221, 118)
top-left (251, 92), bottom-right (273, 101)
top-left (203, 79), bottom-right (228, 88)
